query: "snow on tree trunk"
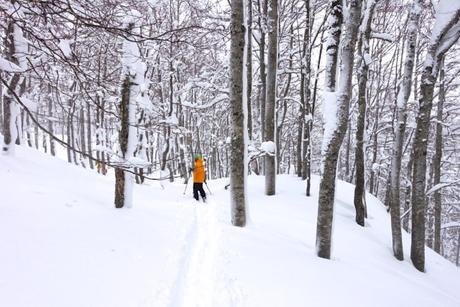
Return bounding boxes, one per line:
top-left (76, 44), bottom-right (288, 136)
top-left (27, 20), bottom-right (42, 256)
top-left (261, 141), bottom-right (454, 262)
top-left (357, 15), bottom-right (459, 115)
top-left (230, 0), bottom-right (247, 227)
top-left (114, 19), bottom-right (144, 209)
top-left (314, 0), bottom-right (343, 257)
top-left (411, 4), bottom-right (460, 272)
top-left (316, 0), bottom-right (361, 259)
top-left (264, 0), bottom-right (278, 196)
top-left (115, 74), bottom-right (131, 209)
top-left (324, 0), bottom-right (343, 92)
top-left (353, 0), bottom-right (378, 227)
top-left (433, 57), bottom-right (445, 254)
top-left (2, 19), bottom-right (26, 156)
top-left (387, 0), bottom-right (422, 261)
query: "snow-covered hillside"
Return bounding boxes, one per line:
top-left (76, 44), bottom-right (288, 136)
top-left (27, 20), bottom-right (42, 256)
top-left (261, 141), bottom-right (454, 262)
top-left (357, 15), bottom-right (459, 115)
top-left (1, 146), bottom-right (459, 307)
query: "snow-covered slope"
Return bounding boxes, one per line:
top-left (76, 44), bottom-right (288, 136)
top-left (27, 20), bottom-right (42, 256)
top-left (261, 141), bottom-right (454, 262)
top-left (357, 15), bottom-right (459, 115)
top-left (1, 146), bottom-right (459, 307)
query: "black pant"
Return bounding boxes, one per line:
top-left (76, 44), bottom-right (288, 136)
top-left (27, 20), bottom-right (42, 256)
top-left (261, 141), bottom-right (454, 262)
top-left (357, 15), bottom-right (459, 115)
top-left (193, 183), bottom-right (206, 200)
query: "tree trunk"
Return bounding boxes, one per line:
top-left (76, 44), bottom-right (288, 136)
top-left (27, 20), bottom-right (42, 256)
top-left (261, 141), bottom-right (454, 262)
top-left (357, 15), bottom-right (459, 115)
top-left (315, 0), bottom-right (343, 258)
top-left (114, 75), bottom-right (131, 209)
top-left (316, 0), bottom-right (360, 259)
top-left (87, 101), bottom-right (94, 169)
top-left (264, 0), bottom-right (278, 196)
top-left (433, 57), bottom-right (445, 254)
top-left (302, 0), bottom-right (312, 198)
top-left (353, 0), bottom-right (377, 227)
top-left (48, 85), bottom-right (56, 156)
top-left (80, 107), bottom-right (87, 168)
top-left (114, 22), bottom-right (140, 209)
top-left (387, 0), bottom-right (422, 261)
top-left (2, 20), bottom-right (21, 155)
top-left (411, 9), bottom-right (460, 272)
top-left (456, 230), bottom-right (460, 267)
top-left (247, 0), bottom-right (253, 141)
top-left (115, 75), bottom-right (130, 208)
top-left (229, 0), bottom-right (246, 227)
top-left (257, 0), bottom-right (267, 143)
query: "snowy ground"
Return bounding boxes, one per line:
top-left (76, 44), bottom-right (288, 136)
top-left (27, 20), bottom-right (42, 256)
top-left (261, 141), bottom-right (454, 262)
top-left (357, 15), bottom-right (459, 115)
top-left (1, 146), bottom-right (459, 307)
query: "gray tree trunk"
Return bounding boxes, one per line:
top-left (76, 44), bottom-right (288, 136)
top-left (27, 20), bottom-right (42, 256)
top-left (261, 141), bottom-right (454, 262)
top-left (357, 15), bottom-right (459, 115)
top-left (229, 0), bottom-right (246, 227)
top-left (324, 0), bottom-right (342, 92)
top-left (87, 101), bottom-right (94, 169)
top-left (257, 0), bottom-right (267, 143)
top-left (387, 0), bottom-right (422, 261)
top-left (433, 57), bottom-right (445, 254)
top-left (2, 18), bottom-right (21, 155)
top-left (114, 74), bottom-right (131, 208)
top-left (247, 0), bottom-right (253, 141)
top-left (353, 0), bottom-right (378, 227)
top-left (456, 230), bottom-right (460, 266)
top-left (315, 0), bottom-right (343, 258)
top-left (114, 22), bottom-right (140, 208)
top-left (79, 107), bottom-right (86, 168)
top-left (264, 0), bottom-right (278, 196)
top-left (411, 9), bottom-right (460, 272)
top-left (47, 85), bottom-right (56, 156)
top-left (302, 0), bottom-right (312, 198)
top-left (316, 0), bottom-right (361, 259)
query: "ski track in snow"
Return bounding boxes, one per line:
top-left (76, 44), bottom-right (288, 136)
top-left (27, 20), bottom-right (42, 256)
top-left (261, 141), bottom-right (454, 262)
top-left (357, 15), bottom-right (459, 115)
top-left (168, 198), bottom-right (243, 307)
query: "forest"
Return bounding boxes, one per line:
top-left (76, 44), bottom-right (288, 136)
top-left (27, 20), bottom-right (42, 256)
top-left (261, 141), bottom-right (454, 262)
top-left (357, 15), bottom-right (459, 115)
top-left (1, 0), bottom-right (460, 293)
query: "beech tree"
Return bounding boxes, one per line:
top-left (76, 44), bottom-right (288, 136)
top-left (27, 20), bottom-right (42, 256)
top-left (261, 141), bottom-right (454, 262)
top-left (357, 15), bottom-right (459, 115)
top-left (229, 0), bottom-right (247, 227)
top-left (386, 0), bottom-right (423, 261)
top-left (264, 0), bottom-right (278, 196)
top-left (410, 4), bottom-right (460, 272)
top-left (316, 0), bottom-right (361, 259)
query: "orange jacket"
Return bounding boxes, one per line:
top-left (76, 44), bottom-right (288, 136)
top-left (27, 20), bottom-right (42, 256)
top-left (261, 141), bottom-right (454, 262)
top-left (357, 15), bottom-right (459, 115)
top-left (193, 158), bottom-right (206, 183)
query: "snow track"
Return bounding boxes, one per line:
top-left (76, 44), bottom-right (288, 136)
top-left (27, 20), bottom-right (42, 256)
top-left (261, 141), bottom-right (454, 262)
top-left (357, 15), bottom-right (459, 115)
top-left (168, 199), bottom-right (243, 307)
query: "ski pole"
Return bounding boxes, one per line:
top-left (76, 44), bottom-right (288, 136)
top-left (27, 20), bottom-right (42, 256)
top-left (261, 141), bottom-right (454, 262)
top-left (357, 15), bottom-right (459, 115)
top-left (183, 179), bottom-right (189, 195)
top-left (205, 182), bottom-right (212, 195)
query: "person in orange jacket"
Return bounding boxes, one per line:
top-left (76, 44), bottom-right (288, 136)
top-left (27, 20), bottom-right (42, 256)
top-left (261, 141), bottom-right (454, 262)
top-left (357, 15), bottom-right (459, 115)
top-left (191, 155), bottom-right (207, 202)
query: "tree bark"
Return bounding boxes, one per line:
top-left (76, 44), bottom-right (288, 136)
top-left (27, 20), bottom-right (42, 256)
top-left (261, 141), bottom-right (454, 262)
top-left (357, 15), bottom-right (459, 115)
top-left (229, 0), bottom-right (247, 227)
top-left (247, 0), bottom-right (253, 141)
top-left (433, 57), bottom-right (445, 254)
top-left (316, 0), bottom-right (360, 259)
top-left (87, 101), bottom-right (94, 169)
top-left (264, 0), bottom-right (278, 196)
top-left (411, 8), bottom-right (460, 272)
top-left (302, 0), bottom-right (312, 198)
top-left (2, 19), bottom-right (21, 155)
top-left (114, 75), bottom-right (130, 208)
top-left (315, 0), bottom-right (343, 258)
top-left (353, 0), bottom-right (378, 227)
top-left (387, 0), bottom-right (422, 261)
top-left (257, 0), bottom-right (267, 143)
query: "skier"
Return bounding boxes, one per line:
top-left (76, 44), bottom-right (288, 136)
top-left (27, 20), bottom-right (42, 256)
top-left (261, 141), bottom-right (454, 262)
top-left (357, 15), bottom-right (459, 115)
top-left (190, 155), bottom-right (207, 202)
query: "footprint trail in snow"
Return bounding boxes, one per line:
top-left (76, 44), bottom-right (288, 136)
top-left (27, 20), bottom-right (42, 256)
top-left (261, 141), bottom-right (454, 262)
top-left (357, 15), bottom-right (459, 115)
top-left (169, 198), bottom-right (243, 307)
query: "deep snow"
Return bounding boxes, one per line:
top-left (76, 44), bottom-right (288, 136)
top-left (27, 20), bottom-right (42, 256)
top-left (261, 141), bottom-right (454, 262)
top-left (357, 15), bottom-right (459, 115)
top-left (1, 145), bottom-right (459, 307)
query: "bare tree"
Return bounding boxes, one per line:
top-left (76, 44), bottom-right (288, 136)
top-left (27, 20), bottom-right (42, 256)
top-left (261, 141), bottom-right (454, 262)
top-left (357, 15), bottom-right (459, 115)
top-left (386, 0), bottom-right (423, 261)
top-left (264, 0), bottom-right (278, 196)
top-left (316, 0), bottom-right (361, 259)
top-left (2, 13), bottom-right (24, 155)
top-left (411, 6), bottom-right (460, 272)
top-left (353, 0), bottom-right (379, 227)
top-left (230, 0), bottom-right (247, 227)
top-left (433, 57), bottom-right (445, 254)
